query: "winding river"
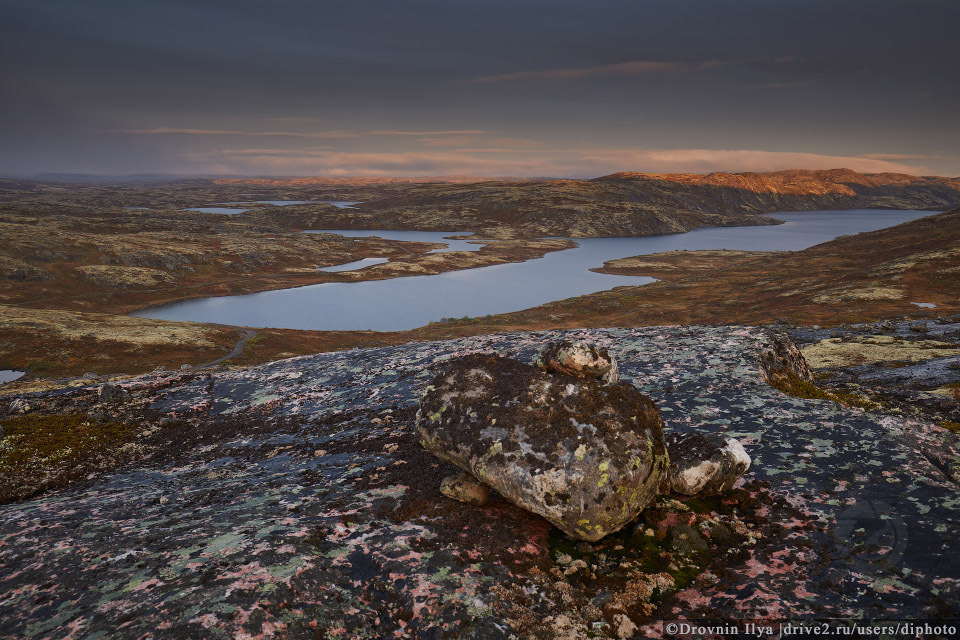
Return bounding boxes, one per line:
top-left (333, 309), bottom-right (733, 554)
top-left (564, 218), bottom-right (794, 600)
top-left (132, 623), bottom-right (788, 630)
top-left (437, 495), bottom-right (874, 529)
top-left (132, 209), bottom-right (936, 331)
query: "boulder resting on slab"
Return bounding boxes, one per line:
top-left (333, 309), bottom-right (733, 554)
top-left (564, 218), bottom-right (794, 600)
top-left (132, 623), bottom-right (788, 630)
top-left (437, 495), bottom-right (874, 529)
top-left (416, 352), bottom-right (668, 541)
top-left (535, 340), bottom-right (620, 384)
top-left (664, 432), bottom-right (751, 496)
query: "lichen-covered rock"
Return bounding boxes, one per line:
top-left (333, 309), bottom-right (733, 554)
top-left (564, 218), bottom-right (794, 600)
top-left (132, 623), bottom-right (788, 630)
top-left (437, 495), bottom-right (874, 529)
top-left (8, 398), bottom-right (30, 415)
top-left (536, 340), bottom-right (620, 384)
top-left (760, 330), bottom-right (813, 385)
top-left (416, 353), bottom-right (668, 541)
top-left (439, 472), bottom-right (490, 506)
top-left (664, 432), bottom-right (751, 496)
top-left (98, 383), bottom-right (129, 403)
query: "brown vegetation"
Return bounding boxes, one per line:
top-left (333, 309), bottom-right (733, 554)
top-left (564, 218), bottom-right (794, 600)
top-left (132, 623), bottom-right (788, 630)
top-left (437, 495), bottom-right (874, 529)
top-left (1, 175), bottom-right (958, 385)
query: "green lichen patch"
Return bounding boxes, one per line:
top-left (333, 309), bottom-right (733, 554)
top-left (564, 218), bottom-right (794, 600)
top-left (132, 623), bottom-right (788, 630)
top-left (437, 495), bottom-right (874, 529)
top-left (0, 413), bottom-right (135, 503)
top-left (770, 371), bottom-right (880, 412)
top-left (938, 420), bottom-right (960, 433)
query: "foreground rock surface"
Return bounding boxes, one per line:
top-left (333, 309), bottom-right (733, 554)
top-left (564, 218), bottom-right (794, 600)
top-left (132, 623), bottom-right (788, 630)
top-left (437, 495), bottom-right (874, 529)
top-left (417, 353), bottom-right (667, 541)
top-left (1, 324), bottom-right (958, 639)
top-left (665, 432), bottom-right (751, 496)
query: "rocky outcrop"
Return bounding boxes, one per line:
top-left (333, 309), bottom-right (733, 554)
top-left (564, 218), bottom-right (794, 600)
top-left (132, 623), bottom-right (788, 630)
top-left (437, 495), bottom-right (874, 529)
top-left (664, 432), bottom-right (751, 496)
top-left (416, 352), bottom-right (669, 541)
top-left (2, 325), bottom-right (959, 639)
top-left (760, 330), bottom-right (814, 385)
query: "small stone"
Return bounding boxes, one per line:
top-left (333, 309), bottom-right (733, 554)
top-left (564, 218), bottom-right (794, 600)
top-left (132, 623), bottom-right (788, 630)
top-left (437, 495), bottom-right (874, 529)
top-left (562, 559), bottom-right (590, 579)
top-left (665, 432), bottom-right (751, 496)
top-left (613, 614), bottom-right (638, 639)
top-left (439, 472), bottom-right (490, 506)
top-left (536, 341), bottom-right (620, 384)
top-left (180, 364), bottom-right (192, 370)
top-left (9, 398), bottom-right (30, 414)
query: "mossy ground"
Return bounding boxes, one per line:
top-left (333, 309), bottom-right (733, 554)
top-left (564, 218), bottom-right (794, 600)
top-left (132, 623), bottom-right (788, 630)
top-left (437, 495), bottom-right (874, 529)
top-left (938, 420), bottom-right (960, 433)
top-left (0, 413), bottom-right (135, 503)
top-left (770, 371), bottom-right (880, 412)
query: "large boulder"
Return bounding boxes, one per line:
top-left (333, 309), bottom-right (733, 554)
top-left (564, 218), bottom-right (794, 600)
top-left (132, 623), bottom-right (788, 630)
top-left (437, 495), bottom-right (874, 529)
top-left (664, 432), bottom-right (751, 496)
top-left (416, 353), bottom-right (669, 541)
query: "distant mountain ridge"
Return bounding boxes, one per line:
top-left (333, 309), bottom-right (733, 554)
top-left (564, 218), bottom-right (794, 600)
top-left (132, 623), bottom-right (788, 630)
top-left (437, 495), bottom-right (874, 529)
top-left (595, 168), bottom-right (960, 199)
top-left (294, 168), bottom-right (960, 237)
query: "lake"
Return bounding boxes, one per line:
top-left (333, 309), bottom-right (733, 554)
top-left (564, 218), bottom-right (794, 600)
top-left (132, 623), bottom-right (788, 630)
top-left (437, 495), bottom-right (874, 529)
top-left (0, 370), bottom-right (25, 384)
top-left (132, 209), bottom-right (937, 331)
top-left (182, 201), bottom-right (361, 215)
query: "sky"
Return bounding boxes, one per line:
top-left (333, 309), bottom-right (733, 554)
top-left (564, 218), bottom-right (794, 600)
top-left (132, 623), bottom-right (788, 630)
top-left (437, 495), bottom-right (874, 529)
top-left (1, 0), bottom-right (958, 178)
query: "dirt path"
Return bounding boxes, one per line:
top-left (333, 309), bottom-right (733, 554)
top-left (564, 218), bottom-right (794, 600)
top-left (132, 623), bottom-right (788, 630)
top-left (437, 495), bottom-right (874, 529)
top-left (197, 327), bottom-right (256, 368)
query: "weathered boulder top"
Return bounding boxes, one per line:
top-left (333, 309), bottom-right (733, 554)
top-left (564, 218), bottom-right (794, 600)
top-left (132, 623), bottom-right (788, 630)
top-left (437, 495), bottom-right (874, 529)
top-left (1, 324), bottom-right (959, 639)
top-left (535, 340), bottom-right (620, 384)
top-left (416, 352), bottom-right (668, 541)
top-left (664, 431), bottom-right (752, 496)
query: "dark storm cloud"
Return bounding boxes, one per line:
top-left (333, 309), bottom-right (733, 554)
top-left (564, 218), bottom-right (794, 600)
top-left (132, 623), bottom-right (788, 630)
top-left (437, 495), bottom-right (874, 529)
top-left (1, 0), bottom-right (957, 176)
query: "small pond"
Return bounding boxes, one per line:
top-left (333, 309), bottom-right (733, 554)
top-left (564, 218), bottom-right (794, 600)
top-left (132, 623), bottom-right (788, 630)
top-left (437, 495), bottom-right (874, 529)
top-left (0, 370), bottom-right (25, 384)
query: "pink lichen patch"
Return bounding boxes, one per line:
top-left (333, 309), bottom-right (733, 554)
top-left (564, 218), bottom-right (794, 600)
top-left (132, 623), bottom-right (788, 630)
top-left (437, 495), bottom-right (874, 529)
top-left (656, 511), bottom-right (695, 531)
top-left (61, 615), bottom-right (89, 640)
top-left (674, 587), bottom-right (712, 609)
top-left (793, 583), bottom-right (817, 599)
top-left (518, 542), bottom-right (542, 555)
top-left (221, 561), bottom-right (276, 596)
top-left (96, 598), bottom-right (137, 614)
top-left (190, 613), bottom-right (219, 629)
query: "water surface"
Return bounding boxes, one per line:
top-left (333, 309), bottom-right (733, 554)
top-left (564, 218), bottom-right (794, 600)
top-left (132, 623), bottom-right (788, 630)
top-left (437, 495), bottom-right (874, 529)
top-left (318, 257), bottom-right (391, 272)
top-left (0, 370), bottom-right (25, 384)
top-left (182, 207), bottom-right (251, 215)
top-left (306, 230), bottom-right (485, 253)
top-left (133, 209), bottom-right (937, 332)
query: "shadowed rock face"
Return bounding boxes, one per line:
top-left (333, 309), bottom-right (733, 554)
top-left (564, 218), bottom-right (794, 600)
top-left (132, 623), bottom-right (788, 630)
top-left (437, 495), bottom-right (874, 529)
top-left (416, 353), bottom-right (668, 541)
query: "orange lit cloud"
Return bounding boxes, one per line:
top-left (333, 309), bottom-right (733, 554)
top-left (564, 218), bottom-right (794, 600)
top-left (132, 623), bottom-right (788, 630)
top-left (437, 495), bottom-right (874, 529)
top-left (189, 147), bottom-right (933, 177)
